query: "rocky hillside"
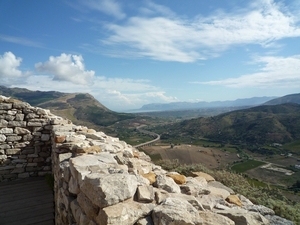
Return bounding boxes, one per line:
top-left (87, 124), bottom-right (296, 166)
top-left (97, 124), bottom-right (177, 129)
top-left (0, 86), bottom-right (135, 133)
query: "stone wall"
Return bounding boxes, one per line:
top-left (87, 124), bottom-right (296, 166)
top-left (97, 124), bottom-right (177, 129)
top-left (50, 119), bottom-right (294, 225)
top-left (0, 95), bottom-right (62, 181)
top-left (0, 95), bottom-right (295, 225)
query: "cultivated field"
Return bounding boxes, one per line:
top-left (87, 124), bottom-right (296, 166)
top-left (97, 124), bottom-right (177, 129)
top-left (141, 144), bottom-right (240, 169)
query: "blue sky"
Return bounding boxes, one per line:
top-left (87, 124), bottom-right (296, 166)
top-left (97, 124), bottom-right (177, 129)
top-left (1, 0), bottom-right (300, 111)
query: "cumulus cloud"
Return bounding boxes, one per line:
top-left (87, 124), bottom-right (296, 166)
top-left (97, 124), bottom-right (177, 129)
top-left (35, 53), bottom-right (95, 85)
top-left (193, 55), bottom-right (300, 88)
top-left (0, 52), bottom-right (29, 78)
top-left (102, 0), bottom-right (300, 62)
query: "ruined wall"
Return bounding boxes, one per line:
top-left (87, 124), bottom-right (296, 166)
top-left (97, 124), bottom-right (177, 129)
top-left (0, 96), bottom-right (59, 181)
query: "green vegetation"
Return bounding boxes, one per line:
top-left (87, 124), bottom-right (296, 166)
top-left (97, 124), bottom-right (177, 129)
top-left (156, 160), bottom-right (300, 224)
top-left (284, 140), bottom-right (300, 153)
top-left (151, 104), bottom-right (300, 157)
top-left (231, 160), bottom-right (266, 173)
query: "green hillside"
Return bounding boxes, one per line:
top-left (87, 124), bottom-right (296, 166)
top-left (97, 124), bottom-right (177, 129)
top-left (153, 103), bottom-right (300, 146)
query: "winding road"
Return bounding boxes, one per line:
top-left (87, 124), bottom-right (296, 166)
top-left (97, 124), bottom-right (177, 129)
top-left (134, 125), bottom-right (161, 148)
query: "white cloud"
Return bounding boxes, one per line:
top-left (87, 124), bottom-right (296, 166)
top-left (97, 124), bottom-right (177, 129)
top-left (0, 35), bottom-right (43, 48)
top-left (35, 53), bottom-right (95, 85)
top-left (0, 52), bottom-right (29, 78)
top-left (80, 0), bottom-right (125, 19)
top-left (0, 52), bottom-right (175, 111)
top-left (194, 55), bottom-right (300, 88)
top-left (102, 0), bottom-right (300, 62)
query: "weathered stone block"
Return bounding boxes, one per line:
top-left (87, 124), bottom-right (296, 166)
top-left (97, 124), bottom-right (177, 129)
top-left (77, 192), bottom-right (99, 219)
top-left (0, 119), bottom-right (8, 128)
top-left (14, 127), bottom-right (31, 134)
top-left (15, 113), bottom-right (25, 121)
top-left (0, 134), bottom-right (6, 142)
top-left (0, 103), bottom-right (12, 110)
top-left (27, 121), bottom-right (42, 126)
top-left (23, 134), bottom-right (33, 141)
top-left (137, 185), bottom-right (154, 203)
top-left (96, 200), bottom-right (155, 225)
top-left (0, 128), bottom-right (13, 134)
top-left (8, 121), bottom-right (27, 127)
top-left (6, 148), bottom-right (21, 155)
top-left (80, 173), bottom-right (138, 208)
top-left (6, 135), bottom-right (22, 142)
top-left (41, 134), bottom-right (50, 141)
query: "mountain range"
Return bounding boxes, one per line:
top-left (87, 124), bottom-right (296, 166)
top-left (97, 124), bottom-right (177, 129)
top-left (139, 96), bottom-right (277, 112)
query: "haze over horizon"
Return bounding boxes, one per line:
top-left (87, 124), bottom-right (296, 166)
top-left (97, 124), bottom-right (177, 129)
top-left (1, 0), bottom-right (300, 111)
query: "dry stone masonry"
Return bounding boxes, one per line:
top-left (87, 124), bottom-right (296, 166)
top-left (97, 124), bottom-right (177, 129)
top-left (0, 95), bottom-right (56, 180)
top-left (0, 95), bottom-right (295, 225)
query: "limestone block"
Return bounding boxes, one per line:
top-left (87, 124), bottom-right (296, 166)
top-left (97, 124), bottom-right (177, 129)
top-left (41, 134), bottom-right (50, 141)
top-left (191, 171), bottom-right (215, 182)
top-left (0, 134), bottom-right (6, 142)
top-left (96, 200), bottom-right (155, 225)
top-left (0, 144), bottom-right (10, 149)
top-left (153, 174), bottom-right (181, 193)
top-left (80, 172), bottom-right (138, 208)
top-left (142, 172), bottom-right (156, 184)
top-left (209, 181), bottom-right (235, 194)
top-left (0, 103), bottom-right (12, 110)
top-left (166, 173), bottom-right (186, 184)
top-left (207, 185), bottom-right (230, 199)
top-left (8, 121), bottom-right (26, 127)
top-left (136, 216), bottom-right (154, 225)
top-left (5, 115), bottom-right (15, 121)
top-left (199, 211), bottom-right (235, 225)
top-left (0, 155), bottom-right (7, 160)
top-left (27, 121), bottom-right (42, 126)
top-left (216, 209), bottom-right (270, 225)
top-left (137, 185), bottom-right (154, 203)
top-left (79, 213), bottom-right (90, 225)
top-left (13, 102), bottom-right (30, 108)
top-left (152, 197), bottom-right (202, 225)
top-left (77, 192), bottom-right (99, 220)
top-left (15, 113), bottom-right (25, 121)
top-left (226, 195), bottom-right (243, 207)
top-left (197, 195), bottom-right (223, 210)
top-left (70, 199), bottom-right (81, 223)
top-left (264, 215), bottom-right (295, 225)
top-left (238, 194), bottom-right (254, 206)
top-left (69, 153), bottom-right (119, 183)
top-left (180, 177), bottom-right (210, 196)
top-left (0, 119), bottom-right (8, 128)
top-left (23, 134), bottom-right (33, 141)
top-left (0, 128), bottom-right (13, 134)
top-left (76, 145), bottom-right (101, 154)
top-left (126, 158), bottom-right (153, 175)
top-left (85, 132), bottom-right (106, 141)
top-left (6, 148), bottom-right (21, 155)
top-left (69, 176), bottom-right (80, 194)
top-left (243, 205), bottom-right (275, 216)
top-left (6, 135), bottom-right (22, 142)
top-left (66, 134), bottom-right (86, 142)
top-left (14, 127), bottom-right (31, 135)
